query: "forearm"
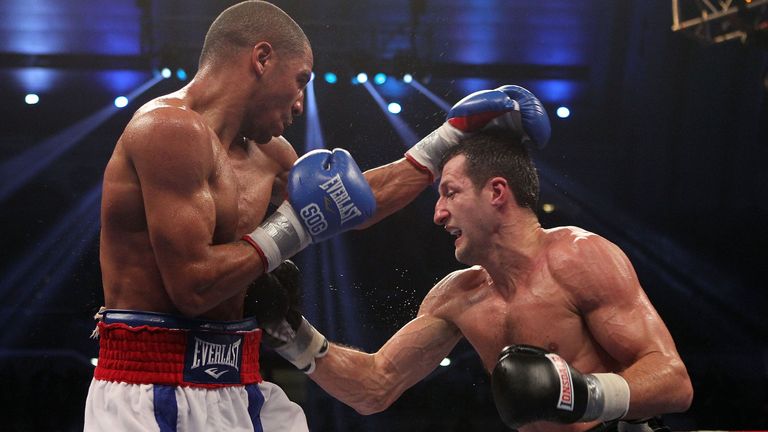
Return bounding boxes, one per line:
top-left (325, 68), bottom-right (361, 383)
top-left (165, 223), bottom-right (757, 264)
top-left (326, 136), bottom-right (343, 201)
top-left (359, 158), bottom-right (431, 229)
top-left (310, 344), bottom-right (406, 415)
top-left (622, 352), bottom-right (693, 419)
top-left (165, 240), bottom-right (265, 317)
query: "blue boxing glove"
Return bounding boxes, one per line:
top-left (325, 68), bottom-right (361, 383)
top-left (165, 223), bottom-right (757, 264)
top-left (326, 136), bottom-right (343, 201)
top-left (405, 85), bottom-right (551, 181)
top-left (405, 89), bottom-right (514, 182)
top-left (495, 85), bottom-right (551, 149)
top-left (243, 148), bottom-right (376, 272)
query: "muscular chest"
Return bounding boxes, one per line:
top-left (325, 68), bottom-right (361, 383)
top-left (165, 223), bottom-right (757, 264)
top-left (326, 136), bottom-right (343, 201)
top-left (210, 149), bottom-right (277, 243)
top-left (455, 285), bottom-right (583, 372)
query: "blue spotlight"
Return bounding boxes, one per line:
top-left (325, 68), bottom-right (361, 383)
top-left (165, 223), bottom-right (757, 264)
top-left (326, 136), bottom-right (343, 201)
top-left (374, 73), bottom-right (387, 85)
top-left (114, 96), bottom-right (129, 108)
top-left (387, 102), bottom-right (402, 114)
top-left (409, 80), bottom-right (452, 112)
top-left (324, 72), bottom-right (338, 84)
top-left (161, 68), bottom-right (172, 79)
top-left (403, 74), bottom-right (413, 84)
top-left (556, 106), bottom-right (571, 119)
top-left (1, 74), bottom-right (164, 202)
top-left (361, 81), bottom-right (418, 143)
top-left (355, 73), bottom-right (368, 84)
top-left (25, 94), bottom-right (39, 105)
top-left (176, 68), bottom-right (188, 81)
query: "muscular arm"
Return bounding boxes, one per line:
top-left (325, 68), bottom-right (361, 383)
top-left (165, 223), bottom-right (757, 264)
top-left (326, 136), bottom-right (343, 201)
top-left (358, 158), bottom-right (432, 229)
top-left (128, 109), bottom-right (265, 317)
top-left (310, 303), bottom-right (462, 414)
top-left (565, 235), bottom-right (693, 419)
top-left (265, 136), bottom-right (297, 206)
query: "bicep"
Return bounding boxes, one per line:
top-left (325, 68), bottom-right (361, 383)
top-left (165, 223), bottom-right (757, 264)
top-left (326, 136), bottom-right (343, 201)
top-left (576, 242), bottom-right (678, 365)
top-left (263, 136), bottom-right (297, 206)
top-left (376, 313), bottom-right (462, 389)
top-left (127, 116), bottom-right (216, 284)
top-left (359, 158), bottom-right (431, 228)
top-left (575, 239), bottom-right (693, 415)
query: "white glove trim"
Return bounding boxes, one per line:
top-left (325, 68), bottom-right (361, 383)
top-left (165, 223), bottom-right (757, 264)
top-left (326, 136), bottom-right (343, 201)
top-left (585, 373), bottom-right (630, 422)
top-left (405, 122), bottom-right (465, 180)
top-left (266, 316), bottom-right (328, 374)
top-left (243, 201), bottom-right (311, 272)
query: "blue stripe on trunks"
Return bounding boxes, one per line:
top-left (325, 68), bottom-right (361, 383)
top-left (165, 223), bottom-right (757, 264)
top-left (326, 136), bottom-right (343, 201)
top-left (153, 385), bottom-right (178, 432)
top-left (246, 384), bottom-right (265, 432)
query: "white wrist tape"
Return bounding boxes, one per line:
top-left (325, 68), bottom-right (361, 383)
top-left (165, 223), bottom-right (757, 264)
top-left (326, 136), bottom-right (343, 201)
top-left (405, 122), bottom-right (465, 179)
top-left (244, 201), bottom-right (311, 272)
top-left (266, 316), bottom-right (329, 374)
top-left (583, 373), bottom-right (631, 422)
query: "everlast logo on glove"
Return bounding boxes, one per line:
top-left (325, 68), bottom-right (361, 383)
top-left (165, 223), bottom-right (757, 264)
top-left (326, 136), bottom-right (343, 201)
top-left (184, 332), bottom-right (244, 384)
top-left (319, 173), bottom-right (363, 225)
top-left (546, 353), bottom-right (575, 411)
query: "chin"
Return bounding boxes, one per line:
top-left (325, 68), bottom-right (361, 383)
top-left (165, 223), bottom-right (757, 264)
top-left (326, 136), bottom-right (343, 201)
top-left (454, 249), bottom-right (471, 265)
top-left (455, 246), bottom-right (480, 266)
top-left (251, 134), bottom-right (272, 145)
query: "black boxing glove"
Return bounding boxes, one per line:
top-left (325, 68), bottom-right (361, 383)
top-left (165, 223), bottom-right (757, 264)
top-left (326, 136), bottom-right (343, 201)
top-left (245, 260), bottom-right (328, 374)
top-left (491, 345), bottom-right (630, 429)
top-left (244, 260), bottom-right (302, 326)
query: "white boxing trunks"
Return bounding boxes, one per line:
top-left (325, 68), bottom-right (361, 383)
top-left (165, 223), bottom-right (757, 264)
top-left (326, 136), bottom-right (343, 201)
top-left (83, 310), bottom-right (308, 432)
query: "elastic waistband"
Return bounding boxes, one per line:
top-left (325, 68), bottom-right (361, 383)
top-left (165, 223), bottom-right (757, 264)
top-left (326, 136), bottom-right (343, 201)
top-left (94, 312), bottom-right (262, 388)
top-left (102, 309), bottom-right (259, 331)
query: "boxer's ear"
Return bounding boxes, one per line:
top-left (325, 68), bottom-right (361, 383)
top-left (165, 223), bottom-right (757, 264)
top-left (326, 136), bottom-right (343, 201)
top-left (487, 177), bottom-right (509, 207)
top-left (251, 42), bottom-right (272, 77)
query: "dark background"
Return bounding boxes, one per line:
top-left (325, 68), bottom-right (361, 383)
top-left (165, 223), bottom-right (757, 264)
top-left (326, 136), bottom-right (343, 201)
top-left (0, 0), bottom-right (766, 430)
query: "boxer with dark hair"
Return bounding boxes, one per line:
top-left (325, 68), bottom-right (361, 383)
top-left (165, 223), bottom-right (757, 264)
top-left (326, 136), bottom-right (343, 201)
top-left (266, 89), bottom-right (693, 431)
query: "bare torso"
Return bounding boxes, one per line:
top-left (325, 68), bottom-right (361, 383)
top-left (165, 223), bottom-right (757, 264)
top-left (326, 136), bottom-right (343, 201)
top-left (427, 227), bottom-right (624, 432)
top-left (99, 93), bottom-right (294, 320)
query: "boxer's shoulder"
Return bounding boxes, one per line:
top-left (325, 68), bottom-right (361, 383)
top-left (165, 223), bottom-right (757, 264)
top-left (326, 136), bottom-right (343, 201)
top-left (119, 99), bottom-right (217, 172)
top-left (545, 226), bottom-right (618, 271)
top-left (420, 266), bottom-right (488, 314)
top-left (545, 226), bottom-right (636, 307)
top-left (431, 266), bottom-right (487, 291)
top-left (254, 136), bottom-right (298, 173)
top-left (129, 97), bottom-right (209, 140)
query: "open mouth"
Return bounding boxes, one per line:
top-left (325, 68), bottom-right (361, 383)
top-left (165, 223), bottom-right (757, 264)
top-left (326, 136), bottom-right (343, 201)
top-left (447, 227), bottom-right (462, 238)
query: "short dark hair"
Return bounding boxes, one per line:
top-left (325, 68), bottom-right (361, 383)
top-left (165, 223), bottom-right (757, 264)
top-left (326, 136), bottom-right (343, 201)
top-left (440, 131), bottom-right (540, 209)
top-left (199, 1), bottom-right (310, 68)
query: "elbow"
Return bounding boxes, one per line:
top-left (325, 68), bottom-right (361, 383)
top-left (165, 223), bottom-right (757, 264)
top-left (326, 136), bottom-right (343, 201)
top-left (167, 283), bottom-right (211, 318)
top-left (352, 393), bottom-right (396, 416)
top-left (668, 361), bottom-right (694, 413)
top-left (348, 373), bottom-right (402, 415)
top-left (174, 301), bottom-right (208, 318)
top-left (674, 373), bottom-right (694, 412)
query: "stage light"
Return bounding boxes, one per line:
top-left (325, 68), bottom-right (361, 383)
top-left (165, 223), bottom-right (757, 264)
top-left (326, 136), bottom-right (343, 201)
top-left (440, 358), bottom-right (451, 367)
top-left (542, 203), bottom-right (556, 213)
top-left (356, 73), bottom-right (368, 84)
top-left (556, 106), bottom-right (571, 119)
top-left (91, 358), bottom-right (98, 367)
top-left (324, 72), bottom-right (337, 84)
top-left (387, 102), bottom-right (402, 114)
top-left (114, 96), bottom-right (128, 108)
top-left (374, 73), bottom-right (387, 85)
top-left (25, 94), bottom-right (39, 105)
top-left (403, 74), bottom-right (413, 83)
top-left (160, 68), bottom-right (172, 79)
top-left (176, 68), bottom-right (188, 81)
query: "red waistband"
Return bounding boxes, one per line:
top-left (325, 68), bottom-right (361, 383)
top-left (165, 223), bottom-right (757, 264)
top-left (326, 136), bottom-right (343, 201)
top-left (94, 322), bottom-right (262, 388)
